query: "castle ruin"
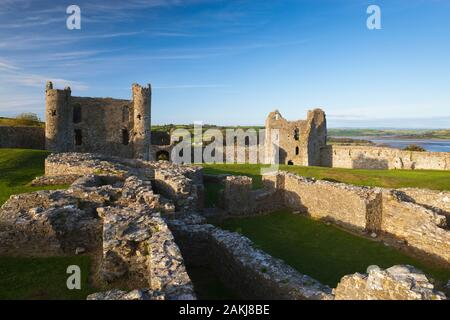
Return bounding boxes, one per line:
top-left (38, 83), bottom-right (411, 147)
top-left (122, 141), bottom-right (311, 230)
top-left (264, 109), bottom-right (327, 166)
top-left (45, 81), bottom-right (151, 160)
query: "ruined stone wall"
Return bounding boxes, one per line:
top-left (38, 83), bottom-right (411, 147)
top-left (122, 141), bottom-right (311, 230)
top-left (1, 153), bottom-right (196, 299)
top-left (263, 171), bottom-right (450, 264)
top-left (71, 97), bottom-right (134, 158)
top-left (398, 188), bottom-right (450, 213)
top-left (221, 176), bottom-right (254, 215)
top-left (0, 189), bottom-right (103, 256)
top-left (45, 82), bottom-right (152, 159)
top-left (214, 174), bottom-right (283, 215)
top-left (267, 172), bottom-right (380, 231)
top-left (151, 165), bottom-right (204, 212)
top-left (264, 109), bottom-right (326, 166)
top-left (322, 145), bottom-right (450, 171)
top-left (170, 220), bottom-right (333, 300)
top-left (0, 126), bottom-right (45, 150)
top-left (334, 265), bottom-right (446, 300)
top-left (381, 190), bottom-right (450, 263)
top-left (45, 153), bottom-right (203, 212)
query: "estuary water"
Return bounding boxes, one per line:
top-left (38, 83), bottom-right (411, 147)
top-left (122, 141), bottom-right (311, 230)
top-left (343, 137), bottom-right (450, 152)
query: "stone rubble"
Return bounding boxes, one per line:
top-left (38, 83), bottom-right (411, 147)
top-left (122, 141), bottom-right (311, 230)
top-left (334, 265), bottom-right (446, 300)
top-left (1, 152), bottom-right (448, 300)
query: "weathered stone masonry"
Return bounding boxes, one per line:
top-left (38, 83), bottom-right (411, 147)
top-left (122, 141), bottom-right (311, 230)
top-left (0, 153), bottom-right (201, 299)
top-left (0, 153), bottom-right (448, 300)
top-left (321, 145), bottom-right (450, 171)
top-left (264, 109), bottom-right (449, 171)
top-left (0, 126), bottom-right (45, 150)
top-left (261, 171), bottom-right (450, 264)
top-left (45, 82), bottom-right (151, 160)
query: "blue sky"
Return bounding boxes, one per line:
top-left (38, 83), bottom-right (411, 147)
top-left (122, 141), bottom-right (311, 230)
top-left (0, 0), bottom-right (449, 128)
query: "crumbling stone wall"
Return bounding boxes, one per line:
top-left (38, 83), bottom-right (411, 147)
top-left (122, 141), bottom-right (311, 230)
top-left (150, 163), bottom-right (204, 212)
top-left (334, 265), bottom-right (446, 300)
top-left (322, 145), bottom-right (450, 171)
top-left (0, 190), bottom-right (101, 256)
top-left (214, 174), bottom-right (283, 215)
top-left (263, 171), bottom-right (450, 264)
top-left (381, 190), bottom-right (450, 263)
top-left (262, 172), bottom-right (381, 231)
top-left (221, 176), bottom-right (254, 215)
top-left (398, 188), bottom-right (450, 213)
top-left (44, 153), bottom-right (203, 211)
top-left (0, 152), bottom-right (200, 299)
top-left (0, 126), bottom-right (45, 150)
top-left (2, 151), bottom-right (448, 300)
top-left (45, 81), bottom-right (152, 160)
top-left (170, 218), bottom-right (334, 300)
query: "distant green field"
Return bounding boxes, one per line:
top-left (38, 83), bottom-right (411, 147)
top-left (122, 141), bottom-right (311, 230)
top-left (152, 125), bottom-right (450, 140)
top-left (0, 149), bottom-right (67, 206)
top-left (202, 163), bottom-right (450, 191)
top-left (217, 211), bottom-right (450, 288)
top-left (328, 128), bottom-right (450, 139)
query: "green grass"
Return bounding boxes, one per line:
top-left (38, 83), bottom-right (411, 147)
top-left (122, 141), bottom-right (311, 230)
top-left (0, 149), bottom-right (68, 206)
top-left (0, 117), bottom-right (43, 127)
top-left (0, 256), bottom-right (94, 299)
top-left (201, 163), bottom-right (450, 191)
top-left (217, 211), bottom-right (450, 288)
top-left (0, 149), bottom-right (93, 299)
top-left (184, 265), bottom-right (239, 300)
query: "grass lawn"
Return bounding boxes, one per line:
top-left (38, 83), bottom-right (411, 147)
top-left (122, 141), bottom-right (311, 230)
top-left (0, 149), bottom-right (93, 300)
top-left (0, 256), bottom-right (94, 299)
top-left (184, 265), bottom-right (239, 300)
top-left (202, 163), bottom-right (450, 191)
top-left (0, 149), bottom-right (68, 206)
top-left (217, 210), bottom-right (450, 288)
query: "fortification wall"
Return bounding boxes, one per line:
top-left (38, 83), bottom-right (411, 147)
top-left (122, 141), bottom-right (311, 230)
top-left (322, 145), bottom-right (450, 170)
top-left (71, 97), bottom-right (134, 158)
top-left (170, 221), bottom-right (333, 300)
top-left (261, 171), bottom-right (450, 264)
top-left (45, 82), bottom-right (152, 160)
top-left (0, 126), bottom-right (45, 150)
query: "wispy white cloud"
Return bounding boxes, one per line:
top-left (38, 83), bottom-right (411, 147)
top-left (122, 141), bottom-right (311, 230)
top-left (0, 66), bottom-right (88, 91)
top-left (0, 59), bottom-right (19, 70)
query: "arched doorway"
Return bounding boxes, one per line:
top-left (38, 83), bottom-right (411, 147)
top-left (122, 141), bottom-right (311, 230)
top-left (156, 150), bottom-right (170, 161)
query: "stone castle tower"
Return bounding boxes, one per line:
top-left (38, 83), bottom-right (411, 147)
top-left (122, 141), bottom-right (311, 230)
top-left (45, 81), bottom-right (152, 160)
top-left (264, 108), bottom-right (327, 166)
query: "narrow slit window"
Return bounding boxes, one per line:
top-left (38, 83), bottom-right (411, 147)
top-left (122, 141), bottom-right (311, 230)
top-left (122, 129), bottom-right (129, 145)
top-left (74, 129), bottom-right (82, 146)
top-left (294, 128), bottom-right (300, 141)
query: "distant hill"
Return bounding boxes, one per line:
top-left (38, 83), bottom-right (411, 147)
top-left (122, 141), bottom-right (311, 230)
top-left (0, 117), bottom-right (44, 128)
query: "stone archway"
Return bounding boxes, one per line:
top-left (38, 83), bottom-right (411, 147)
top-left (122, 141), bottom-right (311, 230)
top-left (156, 150), bottom-right (170, 161)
